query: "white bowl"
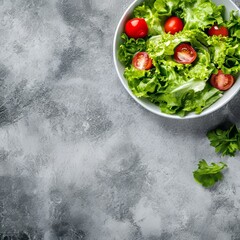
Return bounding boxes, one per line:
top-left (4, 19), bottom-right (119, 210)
top-left (113, 0), bottom-right (240, 119)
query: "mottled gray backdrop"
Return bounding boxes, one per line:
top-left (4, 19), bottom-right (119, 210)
top-left (0, 0), bottom-right (240, 239)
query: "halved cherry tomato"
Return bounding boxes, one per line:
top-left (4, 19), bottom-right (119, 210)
top-left (125, 18), bottom-right (148, 39)
top-left (174, 43), bottom-right (197, 64)
top-left (164, 16), bottom-right (184, 35)
top-left (210, 70), bottom-right (234, 91)
top-left (208, 25), bottom-right (229, 37)
top-left (132, 52), bottom-right (153, 70)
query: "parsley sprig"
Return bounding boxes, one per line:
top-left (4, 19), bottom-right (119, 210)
top-left (207, 125), bottom-right (240, 157)
top-left (193, 160), bottom-right (228, 188)
top-left (193, 124), bottom-right (240, 188)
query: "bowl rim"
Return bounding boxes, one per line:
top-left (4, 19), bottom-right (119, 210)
top-left (113, 0), bottom-right (240, 119)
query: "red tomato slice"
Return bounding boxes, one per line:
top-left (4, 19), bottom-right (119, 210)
top-left (174, 43), bottom-right (197, 64)
top-left (132, 52), bottom-right (153, 70)
top-left (208, 25), bottom-right (229, 37)
top-left (125, 18), bottom-right (148, 39)
top-left (210, 70), bottom-right (234, 91)
top-left (164, 16), bottom-right (184, 35)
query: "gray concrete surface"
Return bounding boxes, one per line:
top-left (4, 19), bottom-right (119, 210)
top-left (0, 0), bottom-right (240, 239)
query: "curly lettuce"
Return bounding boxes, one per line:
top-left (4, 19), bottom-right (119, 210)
top-left (208, 36), bottom-right (240, 74)
top-left (133, 0), bottom-right (164, 35)
top-left (118, 33), bottom-right (146, 66)
top-left (226, 11), bottom-right (240, 39)
top-left (180, 0), bottom-right (224, 30)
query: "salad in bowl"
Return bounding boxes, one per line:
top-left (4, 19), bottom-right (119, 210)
top-left (114, 0), bottom-right (240, 118)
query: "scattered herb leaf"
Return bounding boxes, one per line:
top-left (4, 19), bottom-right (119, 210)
top-left (207, 125), bottom-right (240, 157)
top-left (193, 159), bottom-right (228, 187)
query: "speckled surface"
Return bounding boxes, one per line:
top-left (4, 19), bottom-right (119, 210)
top-left (0, 0), bottom-right (240, 239)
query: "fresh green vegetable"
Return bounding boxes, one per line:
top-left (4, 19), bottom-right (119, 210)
top-left (118, 33), bottom-right (146, 66)
top-left (207, 35), bottom-right (240, 75)
top-left (124, 66), bottom-right (165, 98)
top-left (118, 0), bottom-right (240, 116)
top-left (226, 11), bottom-right (240, 39)
top-left (180, 0), bottom-right (224, 30)
top-left (133, 0), bottom-right (165, 36)
top-left (193, 159), bottom-right (228, 188)
top-left (207, 125), bottom-right (240, 157)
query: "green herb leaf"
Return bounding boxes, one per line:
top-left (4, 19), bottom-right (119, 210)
top-left (193, 160), bottom-right (228, 187)
top-left (207, 125), bottom-right (240, 157)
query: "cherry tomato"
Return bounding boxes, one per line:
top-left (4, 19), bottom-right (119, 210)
top-left (164, 16), bottom-right (184, 35)
top-left (132, 52), bottom-right (153, 70)
top-left (125, 18), bottom-right (148, 39)
top-left (208, 25), bottom-right (229, 37)
top-left (210, 70), bottom-right (234, 91)
top-left (174, 43), bottom-right (197, 64)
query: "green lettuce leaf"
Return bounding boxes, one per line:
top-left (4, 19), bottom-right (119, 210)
top-left (153, 0), bottom-right (181, 16)
top-left (208, 36), bottom-right (240, 75)
top-left (124, 66), bottom-right (167, 98)
top-left (180, 0), bottom-right (224, 30)
top-left (118, 33), bottom-right (146, 67)
top-left (156, 83), bottom-right (221, 116)
top-left (133, 0), bottom-right (164, 35)
top-left (226, 11), bottom-right (240, 39)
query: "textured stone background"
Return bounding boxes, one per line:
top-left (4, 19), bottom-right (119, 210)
top-left (0, 0), bottom-right (240, 239)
